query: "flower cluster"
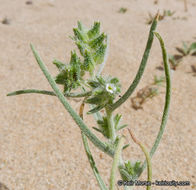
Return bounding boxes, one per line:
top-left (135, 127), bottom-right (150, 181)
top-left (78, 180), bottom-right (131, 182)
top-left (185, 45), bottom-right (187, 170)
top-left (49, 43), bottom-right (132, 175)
top-left (85, 76), bottom-right (121, 113)
top-left (53, 21), bottom-right (108, 92)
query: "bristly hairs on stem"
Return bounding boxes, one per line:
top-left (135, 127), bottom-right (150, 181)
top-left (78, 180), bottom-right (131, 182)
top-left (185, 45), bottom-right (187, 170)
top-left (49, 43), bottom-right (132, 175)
top-left (79, 99), bottom-right (108, 190)
top-left (109, 137), bottom-right (125, 190)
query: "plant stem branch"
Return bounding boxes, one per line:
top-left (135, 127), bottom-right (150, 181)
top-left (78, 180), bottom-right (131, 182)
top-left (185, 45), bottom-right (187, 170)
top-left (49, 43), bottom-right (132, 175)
top-left (7, 89), bottom-right (92, 98)
top-left (138, 32), bottom-right (171, 177)
top-left (128, 129), bottom-right (152, 190)
top-left (30, 44), bottom-right (115, 157)
top-left (110, 13), bottom-right (159, 111)
top-left (82, 133), bottom-right (108, 190)
top-left (110, 137), bottom-right (125, 190)
top-left (79, 101), bottom-right (108, 190)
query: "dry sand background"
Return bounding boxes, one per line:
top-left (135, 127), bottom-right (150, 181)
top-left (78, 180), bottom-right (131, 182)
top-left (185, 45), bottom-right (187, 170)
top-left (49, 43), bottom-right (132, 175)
top-left (0, 0), bottom-right (196, 189)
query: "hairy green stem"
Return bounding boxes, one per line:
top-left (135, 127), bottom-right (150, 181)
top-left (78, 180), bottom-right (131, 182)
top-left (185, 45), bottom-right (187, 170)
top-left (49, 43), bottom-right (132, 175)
top-left (7, 89), bottom-right (92, 98)
top-left (82, 133), bottom-right (108, 190)
top-left (139, 144), bottom-right (151, 190)
top-left (79, 101), bottom-right (108, 190)
top-left (138, 32), bottom-right (171, 176)
top-left (110, 137), bottom-right (125, 190)
top-left (110, 14), bottom-right (158, 111)
top-left (29, 44), bottom-right (115, 157)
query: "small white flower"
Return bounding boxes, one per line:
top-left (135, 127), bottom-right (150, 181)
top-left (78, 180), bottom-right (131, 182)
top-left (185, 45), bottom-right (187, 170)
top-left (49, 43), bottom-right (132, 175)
top-left (106, 83), bottom-right (116, 94)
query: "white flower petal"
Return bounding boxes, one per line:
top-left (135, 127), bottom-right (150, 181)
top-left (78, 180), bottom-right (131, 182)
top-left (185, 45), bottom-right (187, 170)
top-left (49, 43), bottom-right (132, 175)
top-left (106, 83), bottom-right (116, 94)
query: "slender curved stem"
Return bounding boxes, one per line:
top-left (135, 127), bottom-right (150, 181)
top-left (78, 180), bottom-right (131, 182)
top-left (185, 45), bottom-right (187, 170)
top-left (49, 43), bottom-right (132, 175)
top-left (79, 101), bottom-right (108, 190)
top-left (7, 89), bottom-right (92, 98)
top-left (7, 89), bottom-right (56, 97)
top-left (29, 44), bottom-right (115, 157)
top-left (110, 13), bottom-right (159, 111)
top-left (82, 133), bottom-right (108, 190)
top-left (128, 129), bottom-right (152, 190)
top-left (110, 137), bottom-right (125, 190)
top-left (138, 32), bottom-right (171, 177)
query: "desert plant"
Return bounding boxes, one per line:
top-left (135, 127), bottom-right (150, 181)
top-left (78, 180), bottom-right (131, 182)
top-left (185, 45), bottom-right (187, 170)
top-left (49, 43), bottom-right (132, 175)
top-left (167, 41), bottom-right (196, 70)
top-left (131, 75), bottom-right (165, 110)
top-left (118, 8), bottom-right (127, 14)
top-left (168, 54), bottom-right (183, 70)
top-left (146, 10), bottom-right (175, 25)
top-left (131, 86), bottom-right (158, 110)
top-left (153, 75), bottom-right (165, 86)
top-left (176, 41), bottom-right (196, 56)
top-left (7, 14), bottom-right (171, 190)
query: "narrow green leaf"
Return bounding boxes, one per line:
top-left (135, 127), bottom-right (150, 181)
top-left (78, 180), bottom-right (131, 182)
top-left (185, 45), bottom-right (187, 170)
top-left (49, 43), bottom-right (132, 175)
top-left (119, 168), bottom-right (131, 181)
top-left (53, 59), bottom-right (66, 71)
top-left (117, 124), bottom-right (128, 131)
top-left (87, 22), bottom-right (100, 38)
top-left (73, 28), bottom-right (85, 41)
top-left (7, 89), bottom-right (56, 96)
top-left (189, 42), bottom-right (196, 53)
top-left (82, 133), bottom-right (108, 190)
top-left (138, 32), bottom-right (171, 177)
top-left (89, 33), bottom-right (106, 49)
top-left (87, 104), bottom-right (106, 114)
top-left (7, 89), bottom-right (92, 98)
top-left (111, 13), bottom-right (158, 111)
top-left (122, 143), bottom-right (130, 150)
top-left (92, 127), bottom-right (103, 134)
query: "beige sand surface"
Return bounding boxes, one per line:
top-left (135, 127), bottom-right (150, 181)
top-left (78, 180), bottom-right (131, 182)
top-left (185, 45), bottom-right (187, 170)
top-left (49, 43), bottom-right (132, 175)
top-left (0, 0), bottom-right (196, 189)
